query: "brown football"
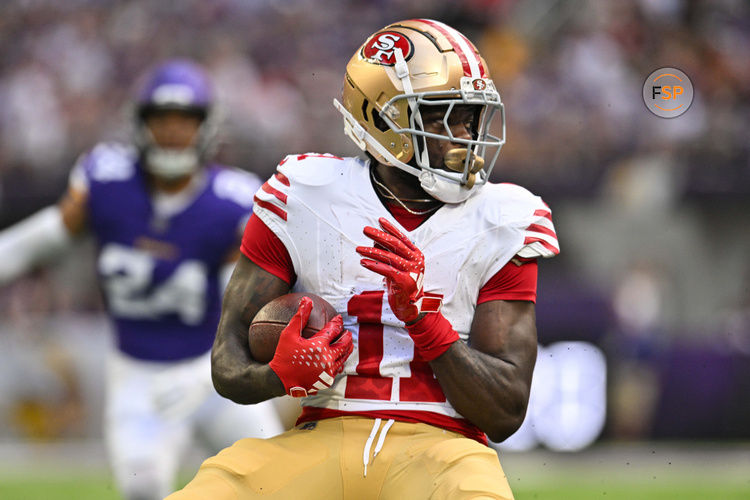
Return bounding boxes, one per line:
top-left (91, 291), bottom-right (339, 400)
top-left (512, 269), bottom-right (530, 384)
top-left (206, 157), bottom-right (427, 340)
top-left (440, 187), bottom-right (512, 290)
top-left (248, 292), bottom-right (338, 364)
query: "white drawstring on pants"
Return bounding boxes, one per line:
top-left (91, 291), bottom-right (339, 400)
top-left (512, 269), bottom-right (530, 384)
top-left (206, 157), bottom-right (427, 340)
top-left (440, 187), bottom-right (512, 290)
top-left (362, 418), bottom-right (395, 477)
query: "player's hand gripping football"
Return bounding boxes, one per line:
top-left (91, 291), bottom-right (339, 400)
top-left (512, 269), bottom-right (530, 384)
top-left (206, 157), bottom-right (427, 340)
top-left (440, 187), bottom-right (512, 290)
top-left (356, 217), bottom-right (442, 323)
top-left (357, 218), bottom-right (458, 361)
top-left (268, 297), bottom-right (353, 398)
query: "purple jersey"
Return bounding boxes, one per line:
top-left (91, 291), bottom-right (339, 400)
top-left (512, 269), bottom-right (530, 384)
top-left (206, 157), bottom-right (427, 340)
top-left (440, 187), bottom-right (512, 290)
top-left (77, 143), bottom-right (260, 361)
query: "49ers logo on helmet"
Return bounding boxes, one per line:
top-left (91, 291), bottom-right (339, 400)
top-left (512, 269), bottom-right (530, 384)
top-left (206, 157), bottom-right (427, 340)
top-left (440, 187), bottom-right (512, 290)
top-left (472, 79), bottom-right (487, 90)
top-left (362, 31), bottom-right (414, 66)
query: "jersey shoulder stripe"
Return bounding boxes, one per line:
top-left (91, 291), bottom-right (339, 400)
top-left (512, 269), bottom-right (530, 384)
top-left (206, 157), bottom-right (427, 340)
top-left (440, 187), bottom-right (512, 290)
top-left (254, 195), bottom-right (287, 221)
top-left (476, 182), bottom-right (560, 259)
top-left (254, 171), bottom-right (291, 222)
top-left (274, 171), bottom-right (290, 186)
top-left (261, 175), bottom-right (288, 203)
top-left (251, 153), bottom-right (362, 280)
top-left (520, 205), bottom-right (559, 258)
top-left (254, 153), bottom-right (352, 225)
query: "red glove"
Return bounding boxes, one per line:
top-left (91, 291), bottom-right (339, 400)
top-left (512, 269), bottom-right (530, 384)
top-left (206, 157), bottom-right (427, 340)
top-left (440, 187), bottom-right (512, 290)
top-left (356, 217), bottom-right (442, 323)
top-left (268, 297), bottom-right (353, 397)
top-left (357, 218), bottom-right (458, 361)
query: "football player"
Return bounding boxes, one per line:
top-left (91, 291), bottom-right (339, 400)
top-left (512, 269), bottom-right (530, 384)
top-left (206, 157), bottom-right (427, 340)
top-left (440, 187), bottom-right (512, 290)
top-left (0, 59), bottom-right (284, 499)
top-left (170, 19), bottom-right (559, 500)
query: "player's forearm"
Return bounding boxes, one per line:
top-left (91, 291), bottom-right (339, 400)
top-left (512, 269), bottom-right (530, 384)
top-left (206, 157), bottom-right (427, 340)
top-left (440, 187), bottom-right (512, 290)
top-left (212, 319), bottom-right (285, 404)
top-left (0, 206), bottom-right (74, 284)
top-left (211, 256), bottom-right (290, 404)
top-left (211, 355), bottom-right (286, 405)
top-left (431, 341), bottom-right (535, 442)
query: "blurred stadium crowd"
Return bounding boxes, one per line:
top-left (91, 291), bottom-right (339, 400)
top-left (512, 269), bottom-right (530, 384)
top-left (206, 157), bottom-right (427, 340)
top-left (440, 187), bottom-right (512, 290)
top-left (0, 0), bottom-right (748, 445)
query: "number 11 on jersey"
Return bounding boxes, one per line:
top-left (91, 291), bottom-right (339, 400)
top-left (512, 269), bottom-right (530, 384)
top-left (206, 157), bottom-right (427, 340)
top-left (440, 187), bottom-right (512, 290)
top-left (346, 290), bottom-right (446, 403)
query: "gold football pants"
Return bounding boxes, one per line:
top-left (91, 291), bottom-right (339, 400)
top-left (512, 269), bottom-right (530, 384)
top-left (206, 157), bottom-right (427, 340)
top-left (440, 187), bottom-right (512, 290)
top-left (167, 416), bottom-right (514, 500)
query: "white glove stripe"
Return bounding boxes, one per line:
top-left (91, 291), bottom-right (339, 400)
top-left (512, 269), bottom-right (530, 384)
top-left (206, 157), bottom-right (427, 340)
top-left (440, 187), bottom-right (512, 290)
top-left (319, 371), bottom-right (335, 386)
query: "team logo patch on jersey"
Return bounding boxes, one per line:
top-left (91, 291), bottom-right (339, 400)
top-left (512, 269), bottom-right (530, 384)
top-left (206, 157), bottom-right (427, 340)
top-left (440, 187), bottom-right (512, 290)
top-left (362, 31), bottom-right (414, 66)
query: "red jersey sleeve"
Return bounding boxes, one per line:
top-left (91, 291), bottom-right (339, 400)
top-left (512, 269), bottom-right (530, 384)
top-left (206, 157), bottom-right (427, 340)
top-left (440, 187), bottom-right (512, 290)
top-left (477, 259), bottom-right (538, 304)
top-left (241, 213), bottom-right (296, 285)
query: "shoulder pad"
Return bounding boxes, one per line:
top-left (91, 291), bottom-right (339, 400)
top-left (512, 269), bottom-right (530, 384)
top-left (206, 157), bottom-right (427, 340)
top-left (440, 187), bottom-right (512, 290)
top-left (84, 142), bottom-right (138, 183)
top-left (212, 167), bottom-right (262, 208)
top-left (276, 153), bottom-right (350, 187)
top-left (478, 182), bottom-right (559, 259)
top-left (473, 182), bottom-right (539, 224)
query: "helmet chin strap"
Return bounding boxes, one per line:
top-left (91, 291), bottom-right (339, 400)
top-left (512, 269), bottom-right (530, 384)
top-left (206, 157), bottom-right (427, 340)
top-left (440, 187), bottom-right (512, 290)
top-left (137, 125), bottom-right (202, 180)
top-left (419, 169), bottom-right (481, 203)
top-left (145, 147), bottom-right (200, 180)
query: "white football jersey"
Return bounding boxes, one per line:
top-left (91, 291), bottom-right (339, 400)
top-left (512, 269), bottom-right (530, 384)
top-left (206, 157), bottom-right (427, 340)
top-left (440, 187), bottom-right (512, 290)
top-left (253, 153), bottom-right (559, 434)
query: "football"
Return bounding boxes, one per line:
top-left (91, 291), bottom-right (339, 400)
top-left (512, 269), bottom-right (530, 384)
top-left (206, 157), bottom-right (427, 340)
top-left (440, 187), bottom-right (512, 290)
top-left (248, 292), bottom-right (338, 363)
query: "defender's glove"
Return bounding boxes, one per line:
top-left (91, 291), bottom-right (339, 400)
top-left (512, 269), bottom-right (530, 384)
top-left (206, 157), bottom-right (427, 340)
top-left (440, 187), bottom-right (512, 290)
top-left (268, 297), bottom-right (353, 397)
top-left (357, 217), bottom-right (458, 361)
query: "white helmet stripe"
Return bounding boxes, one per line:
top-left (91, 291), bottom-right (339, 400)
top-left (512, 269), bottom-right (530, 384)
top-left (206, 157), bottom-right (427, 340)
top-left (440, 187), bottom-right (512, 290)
top-left (416, 19), bottom-right (485, 78)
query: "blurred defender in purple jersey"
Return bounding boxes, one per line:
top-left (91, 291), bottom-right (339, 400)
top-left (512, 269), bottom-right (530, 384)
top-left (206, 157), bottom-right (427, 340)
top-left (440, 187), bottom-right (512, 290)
top-left (0, 59), bottom-right (284, 499)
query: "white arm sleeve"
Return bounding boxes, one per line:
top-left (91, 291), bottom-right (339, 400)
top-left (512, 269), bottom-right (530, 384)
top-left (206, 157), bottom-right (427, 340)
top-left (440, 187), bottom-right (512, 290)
top-left (217, 213), bottom-right (248, 294)
top-left (219, 261), bottom-right (236, 296)
top-left (0, 206), bottom-right (74, 284)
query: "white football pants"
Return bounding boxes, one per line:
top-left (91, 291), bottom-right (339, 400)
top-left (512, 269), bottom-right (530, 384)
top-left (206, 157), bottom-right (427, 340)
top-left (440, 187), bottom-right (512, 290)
top-left (105, 349), bottom-right (284, 500)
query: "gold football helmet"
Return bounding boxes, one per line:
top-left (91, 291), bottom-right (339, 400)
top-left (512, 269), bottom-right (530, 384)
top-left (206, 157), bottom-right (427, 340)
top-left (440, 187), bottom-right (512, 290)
top-left (334, 19), bottom-right (505, 203)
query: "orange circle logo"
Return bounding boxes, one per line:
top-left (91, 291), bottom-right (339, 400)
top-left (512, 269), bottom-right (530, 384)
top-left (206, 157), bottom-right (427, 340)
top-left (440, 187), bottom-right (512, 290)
top-left (642, 67), bottom-right (693, 118)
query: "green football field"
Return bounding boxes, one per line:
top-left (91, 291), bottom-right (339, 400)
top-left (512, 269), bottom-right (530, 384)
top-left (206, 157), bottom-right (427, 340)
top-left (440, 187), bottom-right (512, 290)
top-left (1, 474), bottom-right (748, 500)
top-left (1, 442), bottom-right (748, 499)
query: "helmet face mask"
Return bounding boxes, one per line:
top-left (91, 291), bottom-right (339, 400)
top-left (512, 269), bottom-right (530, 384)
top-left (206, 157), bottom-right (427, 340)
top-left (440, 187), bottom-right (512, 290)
top-left (382, 88), bottom-right (504, 188)
top-left (133, 59), bottom-right (218, 180)
top-left (335, 19), bottom-right (506, 203)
